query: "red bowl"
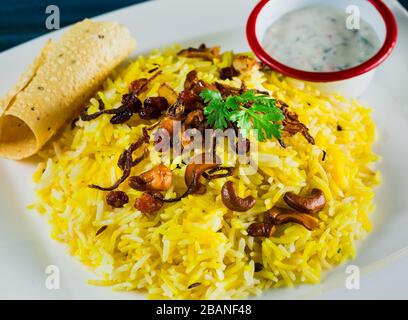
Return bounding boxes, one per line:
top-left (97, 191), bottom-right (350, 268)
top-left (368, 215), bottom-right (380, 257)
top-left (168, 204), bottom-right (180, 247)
top-left (246, 0), bottom-right (398, 82)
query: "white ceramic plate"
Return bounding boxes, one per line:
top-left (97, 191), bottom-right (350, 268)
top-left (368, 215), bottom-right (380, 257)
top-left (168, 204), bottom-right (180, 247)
top-left (1, 0), bottom-right (408, 299)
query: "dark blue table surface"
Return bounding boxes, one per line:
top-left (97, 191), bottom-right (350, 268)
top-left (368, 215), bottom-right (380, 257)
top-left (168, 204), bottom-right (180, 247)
top-left (0, 0), bottom-right (407, 53)
top-left (0, 0), bottom-right (149, 52)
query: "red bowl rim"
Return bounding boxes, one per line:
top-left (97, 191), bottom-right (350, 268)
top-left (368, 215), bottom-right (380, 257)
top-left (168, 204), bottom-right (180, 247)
top-left (246, 0), bottom-right (398, 82)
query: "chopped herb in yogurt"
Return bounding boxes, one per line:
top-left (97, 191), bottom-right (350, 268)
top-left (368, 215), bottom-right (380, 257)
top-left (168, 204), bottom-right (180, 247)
top-left (262, 6), bottom-right (381, 72)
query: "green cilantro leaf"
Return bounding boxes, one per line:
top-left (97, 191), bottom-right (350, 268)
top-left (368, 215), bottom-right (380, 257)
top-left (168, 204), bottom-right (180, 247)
top-left (201, 89), bottom-right (230, 130)
top-left (200, 88), bottom-right (284, 142)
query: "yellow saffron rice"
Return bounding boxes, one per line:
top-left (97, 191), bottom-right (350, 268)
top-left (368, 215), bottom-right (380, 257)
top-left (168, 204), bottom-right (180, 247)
top-left (31, 45), bottom-right (381, 299)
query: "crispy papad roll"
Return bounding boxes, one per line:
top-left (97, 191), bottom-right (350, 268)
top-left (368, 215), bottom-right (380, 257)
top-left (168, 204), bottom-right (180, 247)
top-left (0, 19), bottom-right (136, 160)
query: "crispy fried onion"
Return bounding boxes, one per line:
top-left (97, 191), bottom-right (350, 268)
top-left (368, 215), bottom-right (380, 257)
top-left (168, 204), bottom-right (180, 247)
top-left (215, 81), bottom-right (268, 99)
top-left (232, 55), bottom-right (259, 74)
top-left (89, 128), bottom-right (150, 191)
top-left (164, 70), bottom-right (210, 118)
top-left (177, 44), bottom-right (220, 61)
top-left (128, 70), bottom-right (162, 94)
top-left (182, 71), bottom-right (216, 110)
top-left (201, 166), bottom-right (234, 180)
top-left (80, 71), bottom-right (162, 123)
top-left (215, 81), bottom-right (247, 98)
top-left (80, 95), bottom-right (141, 123)
top-left (184, 153), bottom-right (220, 194)
top-left (148, 153), bottom-right (234, 203)
top-left (276, 100), bottom-right (315, 145)
top-left (155, 71), bottom-right (213, 149)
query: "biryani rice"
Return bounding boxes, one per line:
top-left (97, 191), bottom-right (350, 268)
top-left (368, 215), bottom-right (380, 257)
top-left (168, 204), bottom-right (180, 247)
top-left (31, 45), bottom-right (380, 299)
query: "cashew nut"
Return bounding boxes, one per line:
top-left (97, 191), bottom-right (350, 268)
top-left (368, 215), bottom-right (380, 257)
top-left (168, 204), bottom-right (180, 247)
top-left (221, 181), bottom-right (256, 212)
top-left (265, 207), bottom-right (319, 231)
top-left (184, 153), bottom-right (219, 194)
top-left (247, 205), bottom-right (320, 238)
top-left (283, 188), bottom-right (326, 214)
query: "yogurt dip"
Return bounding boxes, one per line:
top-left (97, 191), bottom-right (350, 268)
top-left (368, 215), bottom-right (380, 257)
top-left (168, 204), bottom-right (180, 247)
top-left (262, 5), bottom-right (381, 72)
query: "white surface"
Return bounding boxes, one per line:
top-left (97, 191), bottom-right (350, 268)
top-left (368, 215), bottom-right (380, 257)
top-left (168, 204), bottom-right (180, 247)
top-left (0, 0), bottom-right (407, 300)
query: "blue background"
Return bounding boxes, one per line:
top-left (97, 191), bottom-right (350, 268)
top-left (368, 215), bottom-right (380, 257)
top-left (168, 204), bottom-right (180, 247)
top-left (0, 0), bottom-right (149, 52)
top-left (0, 0), bottom-right (407, 53)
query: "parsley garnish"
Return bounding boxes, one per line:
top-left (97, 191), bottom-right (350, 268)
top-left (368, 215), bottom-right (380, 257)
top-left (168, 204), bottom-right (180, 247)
top-left (200, 89), bottom-right (284, 142)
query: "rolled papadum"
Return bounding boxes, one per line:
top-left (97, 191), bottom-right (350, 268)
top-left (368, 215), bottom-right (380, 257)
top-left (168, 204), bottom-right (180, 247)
top-left (0, 19), bottom-right (136, 160)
